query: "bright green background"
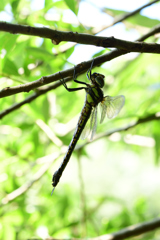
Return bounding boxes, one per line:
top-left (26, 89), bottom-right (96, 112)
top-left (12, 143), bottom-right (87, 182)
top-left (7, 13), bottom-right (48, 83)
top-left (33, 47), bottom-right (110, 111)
top-left (0, 0), bottom-right (160, 239)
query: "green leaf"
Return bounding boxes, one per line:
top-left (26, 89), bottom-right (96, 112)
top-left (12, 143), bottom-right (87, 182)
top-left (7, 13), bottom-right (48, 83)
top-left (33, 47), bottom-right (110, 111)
top-left (93, 49), bottom-right (108, 58)
top-left (0, 0), bottom-right (9, 11)
top-left (2, 57), bottom-right (18, 75)
top-left (65, 46), bottom-right (75, 58)
top-left (26, 47), bottom-right (54, 61)
top-left (0, 34), bottom-right (18, 54)
top-left (64, 0), bottom-right (78, 15)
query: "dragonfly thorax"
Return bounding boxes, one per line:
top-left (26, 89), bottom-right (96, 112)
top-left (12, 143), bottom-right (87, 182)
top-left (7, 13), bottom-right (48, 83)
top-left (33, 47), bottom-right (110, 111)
top-left (85, 85), bottom-right (104, 107)
top-left (91, 73), bottom-right (105, 88)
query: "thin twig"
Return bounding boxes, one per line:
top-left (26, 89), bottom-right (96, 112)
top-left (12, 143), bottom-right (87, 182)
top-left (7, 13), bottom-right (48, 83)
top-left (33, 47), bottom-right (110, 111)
top-left (36, 119), bottom-right (63, 147)
top-left (77, 112), bottom-right (160, 150)
top-left (137, 24), bottom-right (160, 41)
top-left (100, 0), bottom-right (160, 31)
top-left (1, 152), bottom-right (60, 205)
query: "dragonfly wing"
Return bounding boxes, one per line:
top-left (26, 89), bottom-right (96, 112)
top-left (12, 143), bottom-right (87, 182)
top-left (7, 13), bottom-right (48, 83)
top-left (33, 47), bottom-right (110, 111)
top-left (80, 106), bottom-right (98, 141)
top-left (99, 101), bottom-right (107, 124)
top-left (100, 95), bottom-right (125, 123)
top-left (80, 114), bottom-right (91, 140)
top-left (90, 106), bottom-right (98, 140)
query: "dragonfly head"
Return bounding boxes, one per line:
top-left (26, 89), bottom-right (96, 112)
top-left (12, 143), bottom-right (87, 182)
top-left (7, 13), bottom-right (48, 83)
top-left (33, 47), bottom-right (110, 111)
top-left (91, 73), bottom-right (105, 88)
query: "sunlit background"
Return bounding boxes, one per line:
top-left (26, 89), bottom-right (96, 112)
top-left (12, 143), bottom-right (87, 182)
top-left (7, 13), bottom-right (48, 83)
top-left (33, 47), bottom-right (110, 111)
top-left (0, 0), bottom-right (160, 239)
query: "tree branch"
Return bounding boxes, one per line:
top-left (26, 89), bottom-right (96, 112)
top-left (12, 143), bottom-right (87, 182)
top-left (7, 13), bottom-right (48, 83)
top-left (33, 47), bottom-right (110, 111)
top-left (0, 22), bottom-right (160, 99)
top-left (0, 81), bottom-right (62, 118)
top-left (0, 70), bottom-right (73, 98)
top-left (92, 217), bottom-right (160, 240)
top-left (0, 19), bottom-right (160, 98)
top-left (1, 22), bottom-right (160, 52)
top-left (42, 0), bottom-right (160, 54)
top-left (0, 53), bottom-right (123, 98)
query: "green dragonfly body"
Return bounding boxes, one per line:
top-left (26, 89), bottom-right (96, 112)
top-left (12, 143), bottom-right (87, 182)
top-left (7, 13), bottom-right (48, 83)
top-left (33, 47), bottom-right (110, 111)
top-left (52, 61), bottom-right (125, 191)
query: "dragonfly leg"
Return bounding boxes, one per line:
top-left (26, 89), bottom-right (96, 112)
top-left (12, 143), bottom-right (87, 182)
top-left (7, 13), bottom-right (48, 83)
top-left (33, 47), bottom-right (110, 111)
top-left (59, 71), bottom-right (67, 88)
top-left (87, 59), bottom-right (95, 80)
top-left (73, 65), bottom-right (88, 86)
top-left (59, 71), bottom-right (86, 92)
top-left (73, 65), bottom-right (78, 81)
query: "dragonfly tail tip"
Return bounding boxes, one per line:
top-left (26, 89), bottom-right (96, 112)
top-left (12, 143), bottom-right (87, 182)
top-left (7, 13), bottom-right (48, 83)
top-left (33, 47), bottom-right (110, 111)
top-left (51, 187), bottom-right (55, 196)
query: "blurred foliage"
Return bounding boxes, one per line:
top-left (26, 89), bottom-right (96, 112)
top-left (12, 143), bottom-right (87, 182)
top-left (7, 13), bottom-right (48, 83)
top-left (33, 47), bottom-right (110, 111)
top-left (0, 0), bottom-right (160, 239)
top-left (105, 7), bottom-right (160, 28)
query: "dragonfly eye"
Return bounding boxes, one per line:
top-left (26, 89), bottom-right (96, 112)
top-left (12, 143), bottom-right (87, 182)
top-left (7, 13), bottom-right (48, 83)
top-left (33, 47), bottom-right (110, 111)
top-left (95, 75), bottom-right (104, 88)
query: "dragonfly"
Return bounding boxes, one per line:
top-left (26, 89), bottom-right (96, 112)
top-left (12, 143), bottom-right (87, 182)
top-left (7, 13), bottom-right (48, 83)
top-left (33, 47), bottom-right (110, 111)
top-left (52, 60), bottom-right (125, 192)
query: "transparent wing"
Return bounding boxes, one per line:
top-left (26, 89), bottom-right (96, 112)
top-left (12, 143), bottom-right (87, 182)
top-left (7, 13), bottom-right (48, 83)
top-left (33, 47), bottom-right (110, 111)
top-left (100, 95), bottom-right (125, 123)
top-left (80, 114), bottom-right (91, 140)
top-left (90, 106), bottom-right (98, 140)
top-left (80, 106), bottom-right (98, 141)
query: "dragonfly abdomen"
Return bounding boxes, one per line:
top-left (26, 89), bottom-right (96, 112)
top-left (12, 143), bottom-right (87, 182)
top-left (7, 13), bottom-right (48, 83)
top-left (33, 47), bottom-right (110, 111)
top-left (52, 101), bottom-right (92, 188)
